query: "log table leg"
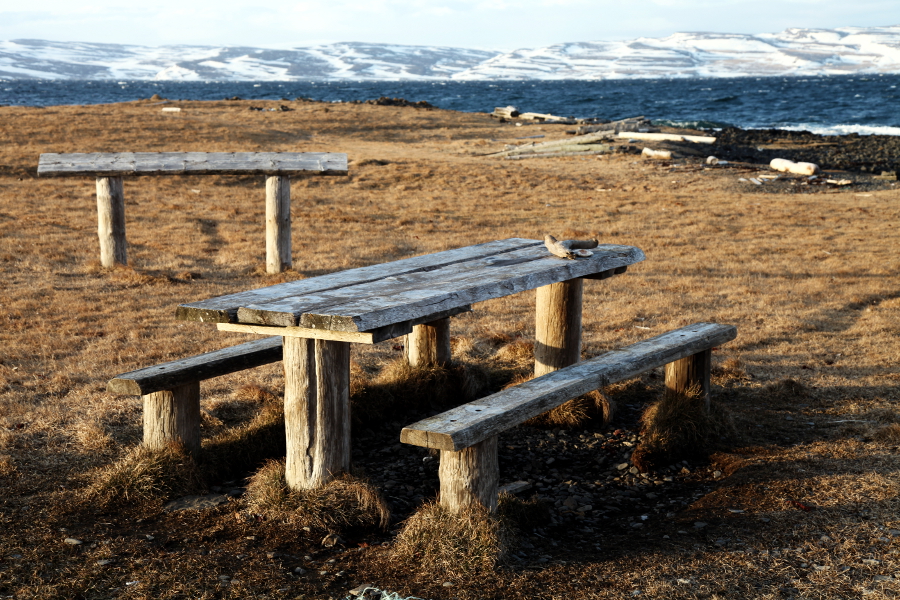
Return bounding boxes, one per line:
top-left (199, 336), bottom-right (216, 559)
top-left (439, 436), bottom-right (499, 513)
top-left (283, 336), bottom-right (350, 489)
top-left (665, 349), bottom-right (712, 411)
top-left (142, 382), bottom-right (201, 456)
top-left (405, 317), bottom-right (451, 368)
top-left (265, 175), bottom-right (292, 274)
top-left (534, 278), bottom-right (583, 377)
top-left (96, 176), bottom-right (127, 267)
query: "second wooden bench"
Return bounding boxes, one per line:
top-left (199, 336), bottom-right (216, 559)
top-left (400, 322), bottom-right (737, 513)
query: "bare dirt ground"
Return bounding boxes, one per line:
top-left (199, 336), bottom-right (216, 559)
top-left (0, 98), bottom-right (899, 599)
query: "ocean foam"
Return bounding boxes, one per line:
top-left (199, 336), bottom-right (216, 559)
top-left (777, 123), bottom-right (900, 136)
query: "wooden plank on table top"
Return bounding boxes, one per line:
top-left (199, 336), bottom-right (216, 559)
top-left (176, 238), bottom-right (541, 323)
top-left (400, 323), bottom-right (737, 451)
top-left (107, 336), bottom-right (283, 396)
top-left (38, 152), bottom-right (348, 177)
top-left (238, 244), bottom-right (645, 331)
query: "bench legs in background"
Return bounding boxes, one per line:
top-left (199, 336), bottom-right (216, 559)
top-left (405, 317), bottom-right (451, 368)
top-left (96, 176), bottom-right (127, 267)
top-left (283, 336), bottom-right (351, 490)
top-left (665, 348), bottom-right (712, 411)
top-left (534, 278), bottom-right (583, 376)
top-left (265, 175), bottom-right (292, 274)
top-left (438, 436), bottom-right (499, 513)
top-left (142, 382), bottom-right (201, 456)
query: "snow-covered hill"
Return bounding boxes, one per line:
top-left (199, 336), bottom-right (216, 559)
top-left (1, 26), bottom-right (899, 81)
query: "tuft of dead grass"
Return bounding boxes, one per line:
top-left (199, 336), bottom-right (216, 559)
top-left (202, 401), bottom-right (286, 483)
top-left (0, 454), bottom-right (16, 479)
top-left (632, 385), bottom-right (736, 471)
top-left (232, 383), bottom-right (278, 403)
top-left (245, 459), bottom-right (390, 533)
top-left (874, 423), bottom-right (900, 444)
top-left (390, 500), bottom-right (508, 577)
top-left (85, 443), bottom-right (206, 509)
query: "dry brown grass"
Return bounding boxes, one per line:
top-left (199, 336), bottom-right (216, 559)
top-left (632, 385), bottom-right (737, 471)
top-left (1, 99), bottom-right (899, 598)
top-left (504, 373), bottom-right (616, 428)
top-left (85, 442), bottom-right (206, 509)
top-left (245, 459), bottom-right (390, 533)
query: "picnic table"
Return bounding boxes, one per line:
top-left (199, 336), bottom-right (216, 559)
top-left (176, 238), bottom-right (645, 490)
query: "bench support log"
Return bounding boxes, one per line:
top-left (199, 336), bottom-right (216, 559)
top-left (439, 436), bottom-right (498, 513)
top-left (405, 318), bottom-right (451, 368)
top-left (265, 175), bottom-right (292, 274)
top-left (283, 336), bottom-right (350, 490)
top-left (534, 278), bottom-right (583, 377)
top-left (665, 349), bottom-right (712, 411)
top-left (142, 382), bottom-right (201, 456)
top-left (96, 176), bottom-right (127, 267)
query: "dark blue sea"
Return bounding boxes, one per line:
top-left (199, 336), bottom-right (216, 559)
top-left (2, 76), bottom-right (900, 135)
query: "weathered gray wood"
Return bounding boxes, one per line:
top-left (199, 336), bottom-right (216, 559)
top-left (107, 337), bottom-right (283, 395)
top-left (534, 278), bottom-right (583, 377)
top-left (232, 242), bottom-right (644, 331)
top-left (439, 436), bottom-right (499, 513)
top-left (177, 238), bottom-right (539, 323)
top-left (265, 175), bottom-right (291, 274)
top-left (666, 349), bottom-right (712, 410)
top-left (96, 176), bottom-right (126, 267)
top-left (284, 336), bottom-right (351, 489)
top-left (405, 317), bottom-right (451, 368)
top-left (38, 152), bottom-right (349, 177)
top-left (143, 381), bottom-right (201, 456)
top-left (400, 323), bottom-right (737, 451)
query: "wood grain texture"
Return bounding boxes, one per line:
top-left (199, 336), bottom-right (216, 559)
top-left (405, 318), bottom-right (451, 367)
top-left (96, 176), bottom-right (126, 267)
top-left (439, 436), bottom-right (499, 513)
top-left (283, 337), bottom-right (351, 490)
top-left (176, 238), bottom-right (537, 323)
top-left (400, 323), bottom-right (737, 451)
top-left (665, 349), bottom-right (712, 410)
top-left (107, 337), bottom-right (283, 395)
top-left (143, 382), bottom-right (201, 456)
top-left (233, 242), bottom-right (644, 331)
top-left (38, 152), bottom-right (348, 177)
top-left (265, 175), bottom-right (291, 274)
top-left (534, 279), bottom-right (583, 377)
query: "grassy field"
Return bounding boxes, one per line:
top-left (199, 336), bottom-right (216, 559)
top-left (1, 98), bottom-right (899, 599)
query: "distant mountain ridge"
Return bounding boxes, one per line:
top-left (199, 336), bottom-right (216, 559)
top-left (2, 26), bottom-right (899, 81)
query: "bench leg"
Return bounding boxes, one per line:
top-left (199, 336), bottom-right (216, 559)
top-left (283, 336), bottom-right (351, 489)
top-left (405, 317), bottom-right (451, 368)
top-left (265, 175), bottom-right (292, 274)
top-left (534, 278), bottom-right (583, 377)
top-left (665, 349), bottom-right (712, 411)
top-left (96, 176), bottom-right (127, 267)
top-left (142, 382), bottom-right (201, 456)
top-left (439, 436), bottom-right (499, 513)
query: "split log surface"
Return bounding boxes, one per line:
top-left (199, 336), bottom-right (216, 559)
top-left (401, 323), bottom-right (737, 451)
top-left (142, 382), bottom-right (201, 456)
top-left (405, 318), bottom-right (451, 367)
top-left (665, 348), bottom-right (712, 410)
top-left (265, 175), bottom-right (291, 274)
top-left (283, 337), bottom-right (351, 490)
top-left (96, 176), bottom-right (126, 267)
top-left (439, 436), bottom-right (499, 513)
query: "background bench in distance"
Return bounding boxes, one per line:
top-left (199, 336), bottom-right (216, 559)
top-left (37, 152), bottom-right (348, 273)
top-left (401, 322), bottom-right (737, 512)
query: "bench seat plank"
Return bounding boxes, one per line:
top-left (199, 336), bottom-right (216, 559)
top-left (107, 336), bottom-right (283, 396)
top-left (235, 243), bottom-right (645, 330)
top-left (401, 323), bottom-right (737, 451)
top-left (37, 152), bottom-right (349, 177)
top-left (177, 238), bottom-right (543, 323)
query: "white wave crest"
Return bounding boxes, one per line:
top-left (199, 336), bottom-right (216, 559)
top-left (777, 123), bottom-right (900, 136)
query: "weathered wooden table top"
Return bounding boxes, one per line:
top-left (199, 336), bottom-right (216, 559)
top-left (177, 238), bottom-right (645, 333)
top-left (37, 152), bottom-right (348, 177)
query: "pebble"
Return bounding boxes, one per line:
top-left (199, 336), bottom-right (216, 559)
top-left (348, 583), bottom-right (372, 596)
top-left (694, 522), bottom-right (708, 529)
top-left (712, 470), bottom-right (723, 478)
top-left (96, 559), bottom-right (114, 566)
top-left (64, 538), bottom-right (83, 545)
top-left (442, 582), bottom-right (453, 587)
top-left (616, 462), bottom-right (629, 471)
top-left (218, 575), bottom-right (231, 581)
top-left (294, 567), bottom-right (307, 574)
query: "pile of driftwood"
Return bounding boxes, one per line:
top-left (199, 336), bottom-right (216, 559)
top-left (489, 115), bottom-right (718, 161)
top-left (491, 106), bottom-right (610, 125)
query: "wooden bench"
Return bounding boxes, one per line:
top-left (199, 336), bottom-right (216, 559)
top-left (400, 322), bottom-right (737, 513)
top-left (37, 152), bottom-right (348, 273)
top-left (107, 336), bottom-right (284, 455)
